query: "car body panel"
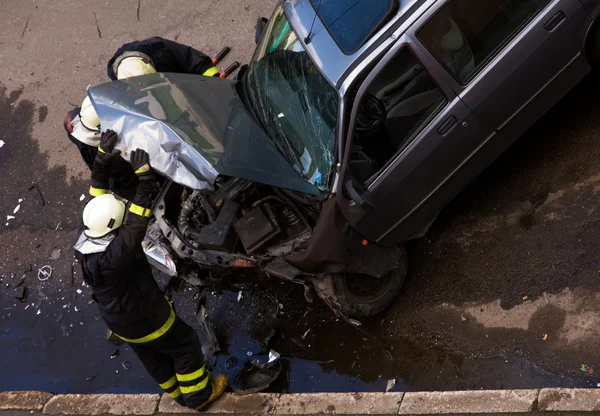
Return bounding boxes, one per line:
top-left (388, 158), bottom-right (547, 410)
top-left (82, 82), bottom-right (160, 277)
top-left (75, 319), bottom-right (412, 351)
top-left (331, 0), bottom-right (593, 245)
top-left (283, 0), bottom-right (429, 87)
top-left (88, 72), bottom-right (321, 195)
top-left (337, 36), bottom-right (492, 244)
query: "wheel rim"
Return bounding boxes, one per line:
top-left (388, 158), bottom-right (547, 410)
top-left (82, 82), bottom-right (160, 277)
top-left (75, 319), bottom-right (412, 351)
top-left (342, 272), bottom-right (394, 303)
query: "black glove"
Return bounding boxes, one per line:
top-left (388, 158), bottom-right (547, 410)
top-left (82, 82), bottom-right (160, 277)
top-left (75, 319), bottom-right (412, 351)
top-left (129, 149), bottom-right (159, 217)
top-left (90, 130), bottom-right (121, 195)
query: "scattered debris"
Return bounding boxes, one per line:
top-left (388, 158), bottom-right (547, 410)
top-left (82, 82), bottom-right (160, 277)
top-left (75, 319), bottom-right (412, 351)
top-left (14, 284), bottom-right (27, 302)
top-left (302, 329), bottom-right (311, 340)
top-left (196, 305), bottom-right (220, 359)
top-left (74, 306), bottom-right (79, 312)
top-left (107, 329), bottom-right (124, 346)
top-left (581, 364), bottom-right (594, 375)
top-left (29, 184), bottom-right (46, 206)
top-left (56, 313), bottom-right (64, 322)
top-left (226, 356), bottom-right (237, 370)
top-left (247, 351), bottom-right (253, 357)
top-left (522, 296), bottom-right (528, 301)
top-left (111, 349), bottom-right (120, 359)
top-left (543, 334), bottom-right (548, 341)
top-left (122, 361), bottom-right (131, 371)
top-left (348, 319), bottom-right (362, 327)
top-left (6, 215), bottom-right (15, 221)
top-left (0, 140), bottom-right (4, 148)
top-left (54, 222), bottom-right (62, 231)
top-left (24, 304), bottom-right (30, 310)
top-left (80, 194), bottom-right (86, 201)
top-left (86, 372), bottom-right (99, 381)
top-left (237, 291), bottom-right (243, 302)
top-left (37, 265), bottom-right (52, 281)
top-left (386, 379), bottom-right (396, 393)
top-left (543, 292), bottom-right (550, 305)
top-left (49, 249), bottom-right (61, 260)
top-left (13, 204), bottom-right (20, 214)
top-left (461, 315), bottom-right (467, 322)
top-left (279, 303), bottom-right (284, 310)
top-left (36, 309), bottom-right (41, 315)
top-left (76, 289), bottom-right (83, 295)
top-left (263, 328), bottom-right (278, 350)
top-left (231, 350), bottom-right (282, 395)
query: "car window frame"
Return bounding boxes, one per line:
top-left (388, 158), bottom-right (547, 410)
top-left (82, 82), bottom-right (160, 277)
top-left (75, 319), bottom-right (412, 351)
top-left (414, 0), bottom-right (554, 86)
top-left (340, 34), bottom-right (454, 190)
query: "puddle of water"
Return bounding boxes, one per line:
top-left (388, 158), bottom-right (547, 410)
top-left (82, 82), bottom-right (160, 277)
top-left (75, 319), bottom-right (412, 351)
top-left (0, 282), bottom-right (594, 394)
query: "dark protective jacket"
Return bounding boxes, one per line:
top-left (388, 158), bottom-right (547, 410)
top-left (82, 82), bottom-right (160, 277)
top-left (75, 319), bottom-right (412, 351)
top-left (74, 212), bottom-right (171, 340)
top-left (107, 37), bottom-right (217, 80)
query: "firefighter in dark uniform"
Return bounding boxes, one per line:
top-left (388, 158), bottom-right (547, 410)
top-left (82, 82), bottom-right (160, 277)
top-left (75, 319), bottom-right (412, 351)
top-left (74, 130), bottom-right (227, 410)
top-left (64, 37), bottom-right (220, 199)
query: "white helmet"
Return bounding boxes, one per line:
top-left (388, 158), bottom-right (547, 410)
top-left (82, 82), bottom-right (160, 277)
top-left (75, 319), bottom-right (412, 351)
top-left (116, 56), bottom-right (157, 80)
top-left (83, 194), bottom-right (126, 238)
top-left (79, 96), bottom-right (100, 131)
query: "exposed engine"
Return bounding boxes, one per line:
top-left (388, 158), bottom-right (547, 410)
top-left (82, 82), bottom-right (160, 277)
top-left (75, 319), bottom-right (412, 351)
top-left (152, 177), bottom-right (322, 274)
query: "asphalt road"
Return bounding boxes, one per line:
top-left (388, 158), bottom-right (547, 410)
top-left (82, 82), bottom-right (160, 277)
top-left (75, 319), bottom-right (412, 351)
top-left (2, 0), bottom-right (600, 396)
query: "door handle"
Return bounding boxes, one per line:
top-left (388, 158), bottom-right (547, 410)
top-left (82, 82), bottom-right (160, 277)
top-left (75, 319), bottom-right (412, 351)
top-left (544, 11), bottom-right (565, 32)
top-left (437, 116), bottom-right (457, 136)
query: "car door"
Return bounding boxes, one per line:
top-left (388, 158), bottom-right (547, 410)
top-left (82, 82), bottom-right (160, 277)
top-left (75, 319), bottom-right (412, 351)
top-left (413, 0), bottom-right (591, 132)
top-left (338, 35), bottom-right (492, 245)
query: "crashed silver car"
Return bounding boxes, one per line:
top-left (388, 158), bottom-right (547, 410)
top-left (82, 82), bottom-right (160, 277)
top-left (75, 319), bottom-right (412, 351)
top-left (89, 0), bottom-right (600, 317)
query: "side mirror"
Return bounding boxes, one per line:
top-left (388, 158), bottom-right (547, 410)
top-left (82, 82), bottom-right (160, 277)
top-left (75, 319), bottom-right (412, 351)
top-left (256, 17), bottom-right (268, 44)
top-left (343, 173), bottom-right (374, 212)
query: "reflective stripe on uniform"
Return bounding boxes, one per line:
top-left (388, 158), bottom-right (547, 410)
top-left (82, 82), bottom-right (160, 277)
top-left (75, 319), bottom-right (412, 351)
top-left (168, 388), bottom-right (182, 399)
top-left (176, 367), bottom-right (206, 382)
top-left (89, 186), bottom-right (108, 197)
top-left (179, 376), bottom-right (209, 394)
top-left (134, 163), bottom-right (150, 174)
top-left (202, 66), bottom-right (219, 77)
top-left (159, 375), bottom-right (177, 390)
top-left (116, 307), bottom-right (175, 343)
top-left (98, 146), bottom-right (106, 154)
top-left (129, 203), bottom-right (152, 218)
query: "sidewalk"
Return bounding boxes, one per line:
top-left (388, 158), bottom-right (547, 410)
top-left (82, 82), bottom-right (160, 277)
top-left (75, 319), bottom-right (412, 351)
top-left (2, 388), bottom-right (600, 415)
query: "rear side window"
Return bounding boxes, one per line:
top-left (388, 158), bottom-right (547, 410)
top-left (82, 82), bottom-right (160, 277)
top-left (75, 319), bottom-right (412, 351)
top-left (417, 0), bottom-right (552, 84)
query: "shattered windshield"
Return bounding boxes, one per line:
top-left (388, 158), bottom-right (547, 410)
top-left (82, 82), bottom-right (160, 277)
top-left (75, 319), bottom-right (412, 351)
top-left (244, 7), bottom-right (338, 191)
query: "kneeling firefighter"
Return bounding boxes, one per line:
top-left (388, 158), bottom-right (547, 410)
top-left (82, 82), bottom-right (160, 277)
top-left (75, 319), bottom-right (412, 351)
top-left (74, 130), bottom-right (227, 410)
top-left (65, 37), bottom-right (221, 199)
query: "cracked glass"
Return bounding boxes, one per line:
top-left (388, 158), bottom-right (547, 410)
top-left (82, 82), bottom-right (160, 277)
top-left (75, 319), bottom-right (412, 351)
top-left (244, 6), bottom-right (338, 191)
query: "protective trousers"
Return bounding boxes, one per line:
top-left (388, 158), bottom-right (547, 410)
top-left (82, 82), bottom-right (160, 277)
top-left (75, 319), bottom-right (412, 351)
top-left (128, 317), bottom-right (212, 409)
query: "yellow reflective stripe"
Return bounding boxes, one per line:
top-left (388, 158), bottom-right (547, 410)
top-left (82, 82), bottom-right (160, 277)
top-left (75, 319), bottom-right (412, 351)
top-left (129, 203), bottom-right (152, 218)
top-left (159, 375), bottom-right (177, 390)
top-left (89, 186), bottom-right (108, 197)
top-left (179, 377), bottom-right (209, 394)
top-left (134, 163), bottom-right (150, 174)
top-left (98, 147), bottom-right (106, 154)
top-left (116, 307), bottom-right (175, 343)
top-left (176, 367), bottom-right (206, 382)
top-left (168, 388), bottom-right (182, 399)
top-left (202, 66), bottom-right (219, 77)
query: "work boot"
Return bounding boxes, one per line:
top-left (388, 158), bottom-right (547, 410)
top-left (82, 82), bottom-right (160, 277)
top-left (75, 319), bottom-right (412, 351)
top-left (194, 374), bottom-right (228, 412)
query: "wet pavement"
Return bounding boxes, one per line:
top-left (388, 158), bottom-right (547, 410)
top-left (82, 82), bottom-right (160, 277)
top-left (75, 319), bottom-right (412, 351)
top-left (4, 0), bottom-right (600, 397)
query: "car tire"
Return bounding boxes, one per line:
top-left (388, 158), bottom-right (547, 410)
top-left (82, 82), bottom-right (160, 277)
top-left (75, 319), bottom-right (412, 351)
top-left (312, 245), bottom-right (407, 318)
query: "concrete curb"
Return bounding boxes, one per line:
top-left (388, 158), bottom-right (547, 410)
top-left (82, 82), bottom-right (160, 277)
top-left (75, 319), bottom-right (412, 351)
top-left (2, 389), bottom-right (600, 415)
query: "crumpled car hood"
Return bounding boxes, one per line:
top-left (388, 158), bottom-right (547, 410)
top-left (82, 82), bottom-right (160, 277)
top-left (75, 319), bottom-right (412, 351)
top-left (88, 72), bottom-right (320, 195)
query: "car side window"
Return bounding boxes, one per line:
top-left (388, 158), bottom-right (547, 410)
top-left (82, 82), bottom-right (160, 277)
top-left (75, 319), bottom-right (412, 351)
top-left (351, 47), bottom-right (447, 181)
top-left (417, 0), bottom-right (552, 84)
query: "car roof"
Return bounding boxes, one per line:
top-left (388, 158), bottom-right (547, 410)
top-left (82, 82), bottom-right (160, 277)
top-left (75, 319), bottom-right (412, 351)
top-left (284, 0), bottom-right (428, 88)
